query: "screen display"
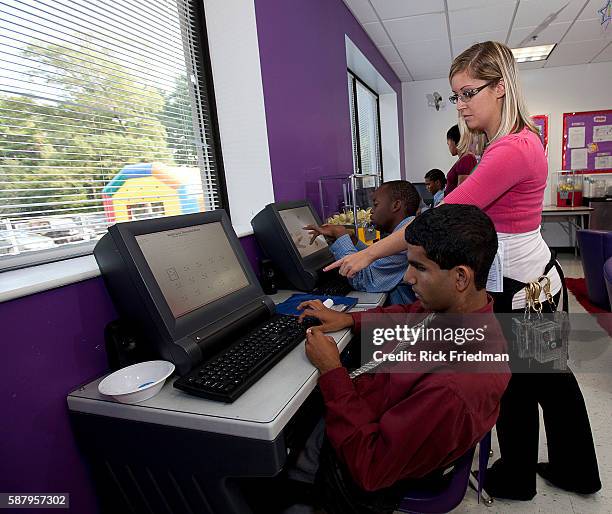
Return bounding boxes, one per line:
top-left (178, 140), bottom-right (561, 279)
top-left (136, 223), bottom-right (250, 318)
top-left (413, 182), bottom-right (433, 202)
top-left (279, 206), bottom-right (328, 258)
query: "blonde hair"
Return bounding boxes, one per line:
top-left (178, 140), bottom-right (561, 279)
top-left (449, 41), bottom-right (537, 156)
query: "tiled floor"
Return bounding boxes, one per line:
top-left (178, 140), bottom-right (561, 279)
top-left (422, 254), bottom-right (612, 514)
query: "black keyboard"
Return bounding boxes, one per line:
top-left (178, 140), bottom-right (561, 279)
top-left (174, 315), bottom-right (321, 402)
top-left (314, 275), bottom-right (352, 296)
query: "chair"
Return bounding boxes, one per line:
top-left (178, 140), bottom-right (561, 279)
top-left (605, 257), bottom-right (612, 312)
top-left (396, 432), bottom-right (492, 514)
top-left (577, 229), bottom-right (612, 310)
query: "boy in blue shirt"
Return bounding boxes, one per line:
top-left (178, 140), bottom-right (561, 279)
top-left (425, 169), bottom-right (446, 207)
top-left (304, 181), bottom-right (419, 305)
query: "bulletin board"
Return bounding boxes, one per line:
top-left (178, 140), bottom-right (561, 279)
top-left (532, 114), bottom-right (548, 156)
top-left (562, 110), bottom-right (612, 172)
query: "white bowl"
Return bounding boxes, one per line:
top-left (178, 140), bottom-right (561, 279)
top-left (98, 360), bottom-right (175, 404)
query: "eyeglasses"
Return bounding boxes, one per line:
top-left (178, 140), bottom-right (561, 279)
top-left (449, 81), bottom-right (495, 104)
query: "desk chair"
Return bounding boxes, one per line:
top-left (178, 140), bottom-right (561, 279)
top-left (605, 257), bottom-right (612, 311)
top-left (577, 229), bottom-right (612, 309)
top-left (396, 432), bottom-right (492, 514)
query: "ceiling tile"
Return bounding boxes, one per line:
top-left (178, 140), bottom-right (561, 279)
top-left (362, 21), bottom-right (392, 46)
top-left (508, 21), bottom-right (571, 47)
top-left (452, 30), bottom-right (508, 57)
top-left (389, 61), bottom-right (408, 75)
top-left (412, 67), bottom-right (452, 81)
top-left (377, 44), bottom-right (402, 63)
top-left (397, 39), bottom-right (452, 68)
top-left (579, 0), bottom-right (612, 20)
top-left (397, 73), bottom-right (414, 82)
top-left (563, 17), bottom-right (612, 42)
top-left (369, 0), bottom-right (444, 20)
top-left (383, 13), bottom-right (447, 44)
top-left (343, 0), bottom-right (378, 23)
top-left (449, 3), bottom-right (516, 37)
top-left (513, 0), bottom-right (584, 29)
top-left (517, 60), bottom-right (547, 69)
top-left (591, 41), bottom-right (612, 62)
top-left (544, 38), bottom-right (609, 66)
top-left (447, 0), bottom-right (517, 9)
top-left (389, 61), bottom-right (413, 81)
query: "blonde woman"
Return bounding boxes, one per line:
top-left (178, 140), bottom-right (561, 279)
top-left (326, 41), bottom-right (600, 500)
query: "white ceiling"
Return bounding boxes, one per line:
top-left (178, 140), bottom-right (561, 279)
top-left (343, 0), bottom-right (612, 81)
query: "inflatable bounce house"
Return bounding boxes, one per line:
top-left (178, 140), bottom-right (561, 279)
top-left (102, 163), bottom-right (206, 223)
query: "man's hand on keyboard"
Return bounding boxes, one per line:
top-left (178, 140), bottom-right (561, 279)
top-left (305, 329), bottom-right (342, 374)
top-left (297, 299), bottom-right (354, 332)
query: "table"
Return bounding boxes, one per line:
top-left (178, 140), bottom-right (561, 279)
top-left (67, 291), bottom-right (387, 514)
top-left (542, 206), bottom-right (593, 256)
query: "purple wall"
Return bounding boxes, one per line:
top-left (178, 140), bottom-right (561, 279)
top-left (254, 0), bottom-right (405, 214)
top-left (0, 1), bottom-right (404, 510)
top-left (0, 279), bottom-right (113, 514)
top-left (0, 237), bottom-right (260, 513)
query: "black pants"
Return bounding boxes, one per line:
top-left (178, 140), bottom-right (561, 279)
top-left (490, 279), bottom-right (600, 494)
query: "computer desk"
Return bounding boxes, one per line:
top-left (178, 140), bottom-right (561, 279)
top-left (542, 205), bottom-right (593, 257)
top-left (67, 292), bottom-right (386, 514)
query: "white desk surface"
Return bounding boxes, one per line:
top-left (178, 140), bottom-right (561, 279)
top-left (67, 292), bottom-right (386, 441)
top-left (68, 327), bottom-right (352, 441)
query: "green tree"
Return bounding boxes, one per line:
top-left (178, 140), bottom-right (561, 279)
top-left (0, 40), bottom-right (174, 218)
top-left (160, 75), bottom-right (199, 166)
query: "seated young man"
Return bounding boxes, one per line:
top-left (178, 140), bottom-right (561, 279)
top-left (424, 168), bottom-right (447, 207)
top-left (304, 180), bottom-right (420, 305)
top-left (292, 204), bottom-right (510, 514)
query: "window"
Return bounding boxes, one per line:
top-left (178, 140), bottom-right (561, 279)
top-left (0, 0), bottom-right (226, 270)
top-left (348, 71), bottom-right (382, 178)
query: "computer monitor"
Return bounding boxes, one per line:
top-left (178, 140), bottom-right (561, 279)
top-left (94, 210), bottom-right (274, 374)
top-left (413, 182), bottom-right (434, 207)
top-left (251, 200), bottom-right (335, 291)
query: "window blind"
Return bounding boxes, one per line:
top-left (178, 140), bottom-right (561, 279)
top-left (0, 0), bottom-right (225, 269)
top-left (348, 73), bottom-right (358, 173)
top-left (347, 71), bottom-right (382, 179)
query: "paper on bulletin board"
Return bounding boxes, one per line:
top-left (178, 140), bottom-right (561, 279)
top-left (568, 126), bottom-right (586, 148)
top-left (563, 110), bottom-right (612, 172)
top-left (571, 148), bottom-right (588, 169)
top-left (595, 155), bottom-right (612, 169)
top-left (593, 125), bottom-right (612, 143)
top-left (531, 114), bottom-right (549, 156)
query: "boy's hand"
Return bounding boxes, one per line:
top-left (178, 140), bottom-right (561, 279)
top-left (297, 300), bottom-right (354, 332)
top-left (303, 224), bottom-right (347, 244)
top-left (305, 329), bottom-right (342, 374)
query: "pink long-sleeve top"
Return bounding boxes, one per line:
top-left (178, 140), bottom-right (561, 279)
top-left (443, 127), bottom-right (547, 233)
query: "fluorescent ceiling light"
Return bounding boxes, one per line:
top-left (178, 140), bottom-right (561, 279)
top-left (511, 44), bottom-right (556, 62)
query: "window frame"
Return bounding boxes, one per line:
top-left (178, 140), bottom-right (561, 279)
top-left (348, 69), bottom-right (384, 180)
top-left (0, 0), bottom-right (228, 272)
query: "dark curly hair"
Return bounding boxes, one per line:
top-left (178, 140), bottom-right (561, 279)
top-left (380, 180), bottom-right (420, 217)
top-left (424, 169), bottom-right (447, 187)
top-left (405, 204), bottom-right (498, 290)
top-left (447, 124), bottom-right (460, 145)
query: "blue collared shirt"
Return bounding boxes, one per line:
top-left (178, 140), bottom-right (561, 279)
top-left (329, 216), bottom-right (415, 305)
top-left (433, 189), bottom-right (444, 207)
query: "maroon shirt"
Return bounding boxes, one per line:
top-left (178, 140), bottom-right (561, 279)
top-left (445, 153), bottom-right (478, 196)
top-left (318, 298), bottom-right (509, 492)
